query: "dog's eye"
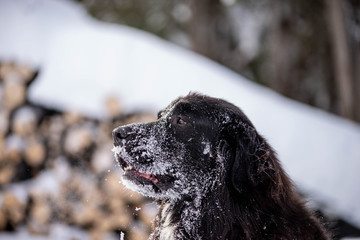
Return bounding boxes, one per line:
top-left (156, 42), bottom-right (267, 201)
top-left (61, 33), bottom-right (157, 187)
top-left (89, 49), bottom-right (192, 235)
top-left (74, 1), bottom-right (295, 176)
top-left (171, 116), bottom-right (189, 127)
top-left (177, 118), bottom-right (187, 125)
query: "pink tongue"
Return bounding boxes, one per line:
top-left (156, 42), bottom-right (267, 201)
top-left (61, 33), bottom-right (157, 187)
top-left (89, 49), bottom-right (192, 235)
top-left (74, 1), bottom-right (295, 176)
top-left (138, 172), bottom-right (159, 184)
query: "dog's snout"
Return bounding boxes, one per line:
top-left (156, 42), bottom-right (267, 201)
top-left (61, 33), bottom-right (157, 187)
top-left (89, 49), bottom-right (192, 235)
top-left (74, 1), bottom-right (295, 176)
top-left (112, 127), bottom-right (131, 145)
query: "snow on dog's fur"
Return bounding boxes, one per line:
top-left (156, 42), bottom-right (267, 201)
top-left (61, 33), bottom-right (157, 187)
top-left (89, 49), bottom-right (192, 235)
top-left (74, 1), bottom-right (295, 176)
top-left (112, 93), bottom-right (330, 240)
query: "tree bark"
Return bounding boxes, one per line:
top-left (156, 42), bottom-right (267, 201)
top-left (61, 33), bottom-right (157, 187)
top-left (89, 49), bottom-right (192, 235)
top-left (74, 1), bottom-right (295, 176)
top-left (325, 0), bottom-right (354, 119)
top-left (187, 0), bottom-right (247, 72)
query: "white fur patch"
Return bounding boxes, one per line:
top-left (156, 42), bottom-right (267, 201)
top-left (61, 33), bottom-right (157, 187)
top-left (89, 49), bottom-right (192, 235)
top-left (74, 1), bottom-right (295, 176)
top-left (159, 204), bottom-right (175, 240)
top-left (160, 225), bottom-right (175, 240)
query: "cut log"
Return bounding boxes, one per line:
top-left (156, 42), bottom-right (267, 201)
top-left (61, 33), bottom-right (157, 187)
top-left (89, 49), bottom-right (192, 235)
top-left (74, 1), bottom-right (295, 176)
top-left (127, 225), bottom-right (149, 240)
top-left (4, 134), bottom-right (24, 164)
top-left (0, 208), bottom-right (6, 230)
top-left (0, 62), bottom-right (15, 80)
top-left (24, 137), bottom-right (46, 167)
top-left (0, 109), bottom-right (9, 137)
top-left (12, 106), bottom-right (38, 136)
top-left (28, 195), bottom-right (51, 235)
top-left (91, 143), bottom-right (114, 173)
top-left (38, 115), bottom-right (65, 158)
top-left (3, 74), bottom-right (26, 110)
top-left (0, 165), bottom-right (15, 185)
top-left (0, 137), bottom-right (5, 163)
top-left (64, 111), bottom-right (83, 126)
top-left (1, 192), bottom-right (25, 228)
top-left (64, 123), bottom-right (94, 155)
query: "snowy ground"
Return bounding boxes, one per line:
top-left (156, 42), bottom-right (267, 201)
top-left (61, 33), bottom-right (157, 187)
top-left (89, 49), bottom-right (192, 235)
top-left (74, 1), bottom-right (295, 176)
top-left (0, 224), bottom-right (91, 240)
top-left (1, 0), bottom-right (360, 235)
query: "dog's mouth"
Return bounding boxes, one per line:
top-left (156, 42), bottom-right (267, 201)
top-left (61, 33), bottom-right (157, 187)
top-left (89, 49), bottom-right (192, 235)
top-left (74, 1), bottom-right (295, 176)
top-left (116, 155), bottom-right (175, 192)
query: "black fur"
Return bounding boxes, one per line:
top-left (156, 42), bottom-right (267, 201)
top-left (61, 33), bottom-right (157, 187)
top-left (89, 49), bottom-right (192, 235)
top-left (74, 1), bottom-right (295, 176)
top-left (112, 93), bottom-right (331, 240)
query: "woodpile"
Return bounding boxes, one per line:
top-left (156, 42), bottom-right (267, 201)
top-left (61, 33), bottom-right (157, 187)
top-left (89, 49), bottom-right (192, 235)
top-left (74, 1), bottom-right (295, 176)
top-left (0, 62), bottom-right (157, 239)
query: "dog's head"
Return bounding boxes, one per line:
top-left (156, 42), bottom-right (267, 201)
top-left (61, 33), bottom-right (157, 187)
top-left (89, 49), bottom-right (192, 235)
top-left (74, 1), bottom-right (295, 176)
top-left (112, 93), bottom-right (279, 200)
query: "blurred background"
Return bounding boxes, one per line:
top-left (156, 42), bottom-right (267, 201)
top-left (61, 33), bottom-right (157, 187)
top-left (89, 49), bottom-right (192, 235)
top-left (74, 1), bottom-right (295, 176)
top-left (78, 0), bottom-right (360, 123)
top-left (0, 0), bottom-right (359, 239)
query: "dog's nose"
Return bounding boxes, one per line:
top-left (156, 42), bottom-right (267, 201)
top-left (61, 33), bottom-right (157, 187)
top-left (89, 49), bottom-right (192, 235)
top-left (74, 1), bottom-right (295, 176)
top-left (112, 127), bottom-right (130, 145)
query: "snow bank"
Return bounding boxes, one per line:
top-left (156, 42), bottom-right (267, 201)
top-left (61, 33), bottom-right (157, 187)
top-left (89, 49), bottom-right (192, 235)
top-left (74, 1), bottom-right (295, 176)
top-left (0, 224), bottom-right (91, 240)
top-left (1, 0), bottom-right (360, 228)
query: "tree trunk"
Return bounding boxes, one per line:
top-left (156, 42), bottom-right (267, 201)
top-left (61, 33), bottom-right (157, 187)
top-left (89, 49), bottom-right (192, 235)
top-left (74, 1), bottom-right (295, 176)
top-left (187, 0), bottom-right (247, 72)
top-left (325, 0), bottom-right (354, 119)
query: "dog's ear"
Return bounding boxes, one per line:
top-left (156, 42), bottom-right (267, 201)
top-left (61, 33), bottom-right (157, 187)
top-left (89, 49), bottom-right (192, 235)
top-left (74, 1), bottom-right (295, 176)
top-left (222, 122), bottom-right (278, 194)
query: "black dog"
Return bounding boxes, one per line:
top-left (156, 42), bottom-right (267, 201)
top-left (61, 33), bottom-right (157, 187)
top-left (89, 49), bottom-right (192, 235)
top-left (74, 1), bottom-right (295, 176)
top-left (112, 93), bottom-right (330, 240)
